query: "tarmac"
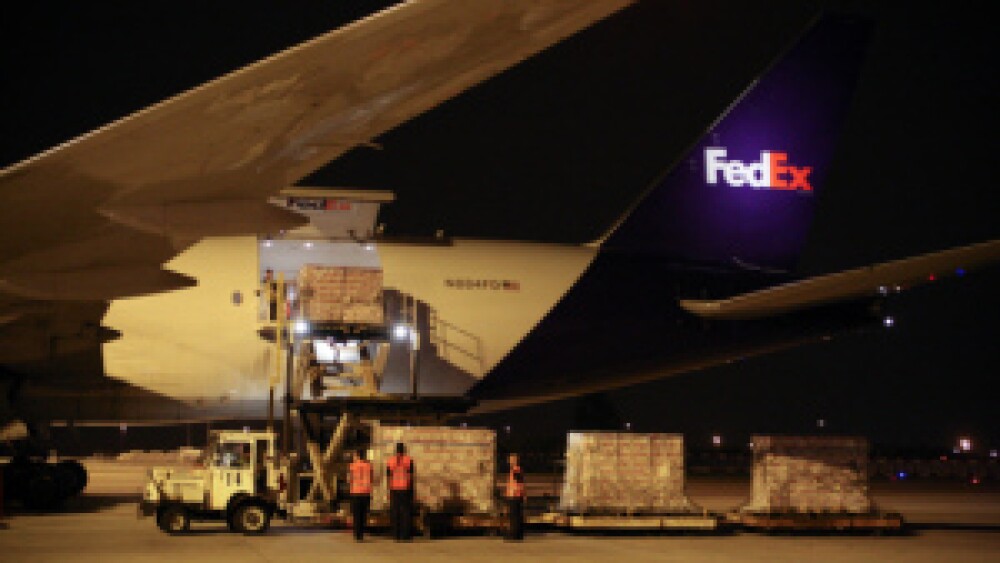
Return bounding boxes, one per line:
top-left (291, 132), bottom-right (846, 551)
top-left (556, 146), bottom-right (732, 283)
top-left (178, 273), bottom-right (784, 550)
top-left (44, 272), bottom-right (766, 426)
top-left (1, 459), bottom-right (998, 562)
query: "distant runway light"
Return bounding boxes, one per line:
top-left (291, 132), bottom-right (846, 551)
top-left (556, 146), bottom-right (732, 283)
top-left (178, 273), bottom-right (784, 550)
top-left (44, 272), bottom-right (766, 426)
top-left (712, 435), bottom-right (722, 447)
top-left (817, 418), bottom-right (826, 428)
top-left (971, 477), bottom-right (981, 485)
top-left (624, 422), bottom-right (632, 431)
top-left (928, 273), bottom-right (936, 281)
top-left (883, 316), bottom-right (894, 328)
top-left (990, 449), bottom-right (998, 458)
top-left (878, 286), bottom-right (888, 296)
top-left (955, 268), bottom-right (966, 277)
top-left (959, 437), bottom-right (972, 452)
top-left (897, 472), bottom-right (907, 480)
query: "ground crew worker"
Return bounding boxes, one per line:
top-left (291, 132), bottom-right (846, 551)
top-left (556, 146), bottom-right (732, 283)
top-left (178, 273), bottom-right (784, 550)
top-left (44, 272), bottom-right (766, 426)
top-left (386, 442), bottom-right (414, 541)
top-left (353, 346), bottom-right (379, 396)
top-left (348, 449), bottom-right (373, 542)
top-left (261, 269), bottom-right (278, 321)
top-left (505, 452), bottom-right (526, 540)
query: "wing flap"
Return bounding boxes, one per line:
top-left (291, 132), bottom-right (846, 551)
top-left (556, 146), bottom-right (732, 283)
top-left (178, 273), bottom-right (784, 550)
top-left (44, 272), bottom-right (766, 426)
top-left (99, 200), bottom-right (309, 238)
top-left (680, 240), bottom-right (1000, 320)
top-left (0, 266), bottom-right (196, 301)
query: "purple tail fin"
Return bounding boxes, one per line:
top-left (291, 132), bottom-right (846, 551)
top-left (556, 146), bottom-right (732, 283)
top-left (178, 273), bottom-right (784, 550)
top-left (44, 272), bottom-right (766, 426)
top-left (603, 15), bottom-right (871, 272)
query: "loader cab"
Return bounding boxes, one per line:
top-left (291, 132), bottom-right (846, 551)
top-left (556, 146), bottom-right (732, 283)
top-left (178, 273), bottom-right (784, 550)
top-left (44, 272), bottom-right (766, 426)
top-left (205, 430), bottom-right (277, 510)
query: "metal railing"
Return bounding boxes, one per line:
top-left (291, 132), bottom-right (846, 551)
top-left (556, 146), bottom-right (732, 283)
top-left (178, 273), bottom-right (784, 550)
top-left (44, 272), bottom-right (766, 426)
top-left (427, 308), bottom-right (485, 377)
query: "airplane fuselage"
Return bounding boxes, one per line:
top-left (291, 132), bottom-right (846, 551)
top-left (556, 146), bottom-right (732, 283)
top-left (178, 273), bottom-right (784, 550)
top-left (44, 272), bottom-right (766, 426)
top-left (101, 236), bottom-right (596, 413)
top-left (95, 234), bottom-right (879, 418)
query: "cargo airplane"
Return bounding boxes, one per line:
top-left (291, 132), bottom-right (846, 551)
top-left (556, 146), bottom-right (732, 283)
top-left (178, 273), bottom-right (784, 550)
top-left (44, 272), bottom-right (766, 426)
top-left (1, 1), bottom-right (998, 481)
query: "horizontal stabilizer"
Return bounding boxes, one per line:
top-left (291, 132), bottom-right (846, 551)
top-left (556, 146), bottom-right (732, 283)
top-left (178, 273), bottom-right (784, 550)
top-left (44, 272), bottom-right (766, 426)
top-left (680, 240), bottom-right (1000, 320)
top-left (100, 199), bottom-right (309, 238)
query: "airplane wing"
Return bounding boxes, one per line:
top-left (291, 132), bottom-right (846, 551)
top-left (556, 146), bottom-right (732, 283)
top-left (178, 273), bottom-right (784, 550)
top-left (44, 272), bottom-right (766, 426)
top-left (0, 1), bottom-right (632, 369)
top-left (0, 0), bottom-right (632, 302)
top-left (680, 240), bottom-right (1000, 320)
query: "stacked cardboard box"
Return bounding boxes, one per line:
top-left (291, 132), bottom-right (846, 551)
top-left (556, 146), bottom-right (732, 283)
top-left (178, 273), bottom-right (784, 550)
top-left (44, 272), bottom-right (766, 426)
top-left (743, 435), bottom-right (871, 514)
top-left (298, 264), bottom-right (384, 324)
top-left (559, 432), bottom-right (697, 514)
top-left (369, 424), bottom-right (496, 514)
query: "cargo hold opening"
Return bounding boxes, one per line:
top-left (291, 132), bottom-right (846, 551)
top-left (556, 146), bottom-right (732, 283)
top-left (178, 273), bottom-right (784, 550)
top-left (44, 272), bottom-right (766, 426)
top-left (255, 188), bottom-right (397, 398)
top-left (256, 188), bottom-right (394, 324)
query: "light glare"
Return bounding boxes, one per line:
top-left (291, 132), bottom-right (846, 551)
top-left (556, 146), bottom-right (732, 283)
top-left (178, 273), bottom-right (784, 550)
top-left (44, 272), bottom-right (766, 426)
top-left (393, 323), bottom-right (409, 340)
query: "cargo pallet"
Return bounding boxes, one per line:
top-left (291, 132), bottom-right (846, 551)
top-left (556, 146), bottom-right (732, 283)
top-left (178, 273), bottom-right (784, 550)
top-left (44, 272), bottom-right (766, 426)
top-left (533, 511), bottom-right (721, 532)
top-left (732, 511), bottom-right (905, 533)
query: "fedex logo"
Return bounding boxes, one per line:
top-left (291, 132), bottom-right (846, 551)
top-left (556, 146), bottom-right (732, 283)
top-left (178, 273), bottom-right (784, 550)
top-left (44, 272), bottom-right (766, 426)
top-left (704, 147), bottom-right (813, 192)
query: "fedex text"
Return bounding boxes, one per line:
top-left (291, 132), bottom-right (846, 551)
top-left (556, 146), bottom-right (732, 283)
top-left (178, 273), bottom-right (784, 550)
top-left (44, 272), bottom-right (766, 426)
top-left (704, 147), bottom-right (813, 192)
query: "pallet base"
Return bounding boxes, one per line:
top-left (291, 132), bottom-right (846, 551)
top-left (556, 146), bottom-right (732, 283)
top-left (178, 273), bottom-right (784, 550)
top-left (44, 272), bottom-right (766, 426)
top-left (735, 511), bottom-right (905, 532)
top-left (535, 512), bottom-right (720, 531)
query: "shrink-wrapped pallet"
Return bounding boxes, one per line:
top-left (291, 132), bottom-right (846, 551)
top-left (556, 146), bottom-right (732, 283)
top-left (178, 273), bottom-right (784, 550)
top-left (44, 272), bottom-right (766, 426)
top-left (369, 424), bottom-right (496, 514)
top-left (343, 303), bottom-right (384, 325)
top-left (742, 435), bottom-right (871, 514)
top-left (298, 264), bottom-right (383, 324)
top-left (559, 432), bottom-right (697, 514)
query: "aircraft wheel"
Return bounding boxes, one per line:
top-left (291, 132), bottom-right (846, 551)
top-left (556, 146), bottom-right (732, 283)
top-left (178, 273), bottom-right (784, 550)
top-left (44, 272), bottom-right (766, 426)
top-left (52, 463), bottom-right (80, 500)
top-left (23, 465), bottom-right (61, 510)
top-left (56, 460), bottom-right (88, 496)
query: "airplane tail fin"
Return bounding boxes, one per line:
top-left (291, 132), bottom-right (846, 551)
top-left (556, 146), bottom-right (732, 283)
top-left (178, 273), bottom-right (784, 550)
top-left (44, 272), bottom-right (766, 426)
top-left (601, 15), bottom-right (872, 273)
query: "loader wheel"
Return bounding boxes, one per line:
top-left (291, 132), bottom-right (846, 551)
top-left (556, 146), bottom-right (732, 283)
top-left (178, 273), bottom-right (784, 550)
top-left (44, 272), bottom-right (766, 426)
top-left (234, 502), bottom-right (271, 535)
top-left (157, 505), bottom-right (191, 534)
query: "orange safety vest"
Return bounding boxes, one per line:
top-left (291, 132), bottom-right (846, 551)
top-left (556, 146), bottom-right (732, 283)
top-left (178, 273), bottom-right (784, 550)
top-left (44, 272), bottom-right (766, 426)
top-left (387, 454), bottom-right (413, 491)
top-left (349, 459), bottom-right (373, 495)
top-left (506, 464), bottom-right (525, 499)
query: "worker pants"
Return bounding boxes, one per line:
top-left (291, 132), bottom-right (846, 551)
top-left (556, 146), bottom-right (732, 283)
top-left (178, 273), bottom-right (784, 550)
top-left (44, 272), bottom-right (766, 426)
top-left (506, 497), bottom-right (524, 540)
top-left (351, 494), bottom-right (370, 541)
top-left (389, 489), bottom-right (413, 540)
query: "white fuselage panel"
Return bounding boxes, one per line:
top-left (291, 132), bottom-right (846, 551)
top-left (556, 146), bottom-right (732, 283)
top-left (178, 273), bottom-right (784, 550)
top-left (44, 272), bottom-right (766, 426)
top-left (102, 237), bottom-right (596, 402)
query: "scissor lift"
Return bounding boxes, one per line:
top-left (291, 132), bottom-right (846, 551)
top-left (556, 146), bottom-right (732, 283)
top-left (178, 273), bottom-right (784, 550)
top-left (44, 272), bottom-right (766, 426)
top-left (259, 275), bottom-right (477, 524)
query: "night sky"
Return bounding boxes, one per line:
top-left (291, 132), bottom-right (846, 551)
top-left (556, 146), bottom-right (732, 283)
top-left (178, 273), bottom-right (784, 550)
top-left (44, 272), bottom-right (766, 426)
top-left (1, 1), bottom-right (996, 449)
